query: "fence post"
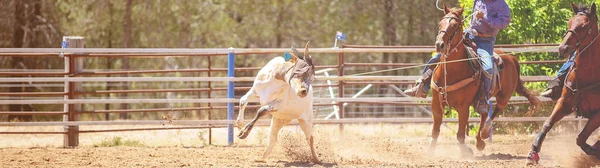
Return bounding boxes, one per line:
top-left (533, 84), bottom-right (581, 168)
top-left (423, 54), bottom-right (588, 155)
top-left (63, 36), bottom-right (83, 147)
top-left (227, 47), bottom-right (235, 146)
top-left (337, 51), bottom-right (345, 135)
top-left (207, 56), bottom-right (213, 145)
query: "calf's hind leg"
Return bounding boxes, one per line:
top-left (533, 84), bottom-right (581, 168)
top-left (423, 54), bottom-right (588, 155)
top-left (237, 88), bottom-right (259, 130)
top-left (238, 104), bottom-right (275, 139)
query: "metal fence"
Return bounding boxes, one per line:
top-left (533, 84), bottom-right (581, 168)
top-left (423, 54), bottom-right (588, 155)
top-left (0, 37), bottom-right (573, 146)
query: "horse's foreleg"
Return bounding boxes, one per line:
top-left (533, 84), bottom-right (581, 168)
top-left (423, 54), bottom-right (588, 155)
top-left (299, 119), bottom-right (320, 163)
top-left (429, 97), bottom-right (444, 151)
top-left (456, 105), bottom-right (473, 157)
top-left (576, 112), bottom-right (600, 156)
top-left (526, 98), bottom-right (572, 165)
top-left (237, 88), bottom-right (258, 130)
top-left (256, 118), bottom-right (290, 162)
top-left (238, 104), bottom-right (275, 139)
top-left (476, 113), bottom-right (488, 151)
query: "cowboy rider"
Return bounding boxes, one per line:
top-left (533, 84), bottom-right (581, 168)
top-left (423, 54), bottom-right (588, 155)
top-left (404, 0), bottom-right (511, 115)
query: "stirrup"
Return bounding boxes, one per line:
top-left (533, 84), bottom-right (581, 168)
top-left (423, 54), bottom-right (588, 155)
top-left (540, 89), bottom-right (553, 98)
top-left (404, 83), bottom-right (427, 98)
top-left (476, 101), bottom-right (489, 114)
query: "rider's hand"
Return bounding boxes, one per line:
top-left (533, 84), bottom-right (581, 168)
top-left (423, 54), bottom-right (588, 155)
top-left (470, 28), bottom-right (479, 36)
top-left (476, 11), bottom-right (484, 19)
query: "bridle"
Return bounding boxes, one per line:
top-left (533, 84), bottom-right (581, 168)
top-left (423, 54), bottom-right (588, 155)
top-left (433, 14), bottom-right (468, 108)
top-left (564, 13), bottom-right (597, 54)
top-left (562, 12), bottom-right (600, 116)
top-left (438, 15), bottom-right (464, 55)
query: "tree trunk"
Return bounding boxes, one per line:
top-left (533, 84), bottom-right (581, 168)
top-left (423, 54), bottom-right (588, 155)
top-left (380, 0), bottom-right (398, 116)
top-left (120, 0), bottom-right (133, 119)
top-left (9, 0), bottom-right (41, 121)
top-left (104, 0), bottom-right (114, 121)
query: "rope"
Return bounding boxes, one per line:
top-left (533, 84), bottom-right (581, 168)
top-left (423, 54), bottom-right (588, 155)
top-left (348, 46), bottom-right (557, 76)
top-left (436, 0), bottom-right (444, 11)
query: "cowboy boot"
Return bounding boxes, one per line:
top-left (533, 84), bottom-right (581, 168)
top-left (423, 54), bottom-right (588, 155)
top-left (540, 73), bottom-right (566, 100)
top-left (476, 75), bottom-right (492, 114)
top-left (404, 69), bottom-right (434, 98)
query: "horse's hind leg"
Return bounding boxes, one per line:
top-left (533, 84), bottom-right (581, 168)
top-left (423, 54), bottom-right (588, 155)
top-left (299, 119), bottom-right (320, 163)
top-left (576, 113), bottom-right (600, 156)
top-left (481, 97), bottom-right (509, 140)
top-left (256, 118), bottom-right (290, 162)
top-left (526, 98), bottom-right (572, 165)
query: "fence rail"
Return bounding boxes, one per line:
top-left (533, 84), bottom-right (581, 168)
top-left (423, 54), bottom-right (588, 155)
top-left (0, 42), bottom-right (564, 147)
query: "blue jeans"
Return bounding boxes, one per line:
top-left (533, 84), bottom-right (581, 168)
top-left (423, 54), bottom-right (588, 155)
top-left (557, 53), bottom-right (575, 77)
top-left (472, 35), bottom-right (495, 114)
top-left (421, 53), bottom-right (441, 92)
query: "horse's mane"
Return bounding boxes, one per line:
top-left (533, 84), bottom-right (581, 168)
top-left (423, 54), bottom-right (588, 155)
top-left (578, 4), bottom-right (591, 15)
top-left (576, 4), bottom-right (597, 19)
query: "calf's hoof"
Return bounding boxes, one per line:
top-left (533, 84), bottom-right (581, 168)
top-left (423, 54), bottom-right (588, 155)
top-left (236, 120), bottom-right (245, 130)
top-left (237, 124), bottom-right (253, 139)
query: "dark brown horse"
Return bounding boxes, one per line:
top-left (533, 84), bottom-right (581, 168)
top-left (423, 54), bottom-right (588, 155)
top-left (430, 5), bottom-right (540, 157)
top-left (527, 3), bottom-right (600, 165)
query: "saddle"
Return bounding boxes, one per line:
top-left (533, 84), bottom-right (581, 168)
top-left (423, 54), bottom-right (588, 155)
top-left (463, 37), bottom-right (503, 105)
top-left (564, 70), bottom-right (600, 118)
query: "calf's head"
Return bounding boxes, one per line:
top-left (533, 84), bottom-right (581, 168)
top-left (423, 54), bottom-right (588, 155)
top-left (287, 41), bottom-right (316, 98)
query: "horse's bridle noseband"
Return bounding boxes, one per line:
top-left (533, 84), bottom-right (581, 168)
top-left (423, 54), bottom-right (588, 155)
top-left (564, 13), bottom-right (595, 49)
top-left (438, 16), bottom-right (463, 54)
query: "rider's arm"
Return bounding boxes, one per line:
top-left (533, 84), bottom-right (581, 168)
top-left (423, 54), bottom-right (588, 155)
top-left (482, 1), bottom-right (511, 29)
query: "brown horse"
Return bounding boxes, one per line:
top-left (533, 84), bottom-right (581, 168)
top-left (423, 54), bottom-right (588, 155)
top-left (430, 5), bottom-right (540, 157)
top-left (527, 3), bottom-right (600, 165)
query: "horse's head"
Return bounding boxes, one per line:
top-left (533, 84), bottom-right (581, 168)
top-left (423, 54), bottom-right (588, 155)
top-left (435, 4), bottom-right (464, 54)
top-left (288, 41), bottom-right (316, 98)
top-left (559, 2), bottom-right (598, 58)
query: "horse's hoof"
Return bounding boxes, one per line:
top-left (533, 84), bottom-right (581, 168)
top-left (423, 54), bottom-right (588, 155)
top-left (480, 120), bottom-right (493, 139)
top-left (460, 146), bottom-right (474, 158)
top-left (428, 145), bottom-right (437, 154)
top-left (312, 158), bottom-right (321, 164)
top-left (476, 139), bottom-right (486, 151)
top-left (525, 151), bottom-right (539, 165)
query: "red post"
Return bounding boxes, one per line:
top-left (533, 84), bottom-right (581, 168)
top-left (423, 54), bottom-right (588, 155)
top-left (207, 56), bottom-right (212, 145)
top-left (337, 51), bottom-right (344, 134)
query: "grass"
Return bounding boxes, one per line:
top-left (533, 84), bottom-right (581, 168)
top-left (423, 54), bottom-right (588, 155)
top-left (93, 136), bottom-right (145, 147)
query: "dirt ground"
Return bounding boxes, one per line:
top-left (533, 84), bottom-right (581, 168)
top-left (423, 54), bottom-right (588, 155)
top-left (2, 124), bottom-right (600, 167)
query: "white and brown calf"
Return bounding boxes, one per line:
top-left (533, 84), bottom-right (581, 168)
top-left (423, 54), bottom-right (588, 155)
top-left (236, 42), bottom-right (318, 163)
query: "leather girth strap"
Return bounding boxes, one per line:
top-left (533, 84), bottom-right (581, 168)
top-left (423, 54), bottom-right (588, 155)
top-left (431, 70), bottom-right (481, 95)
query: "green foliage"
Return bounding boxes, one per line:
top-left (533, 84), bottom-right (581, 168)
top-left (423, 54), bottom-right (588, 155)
top-left (93, 136), bottom-right (145, 147)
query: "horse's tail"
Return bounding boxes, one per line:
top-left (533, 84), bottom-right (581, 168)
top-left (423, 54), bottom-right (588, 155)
top-left (513, 56), bottom-right (540, 115)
